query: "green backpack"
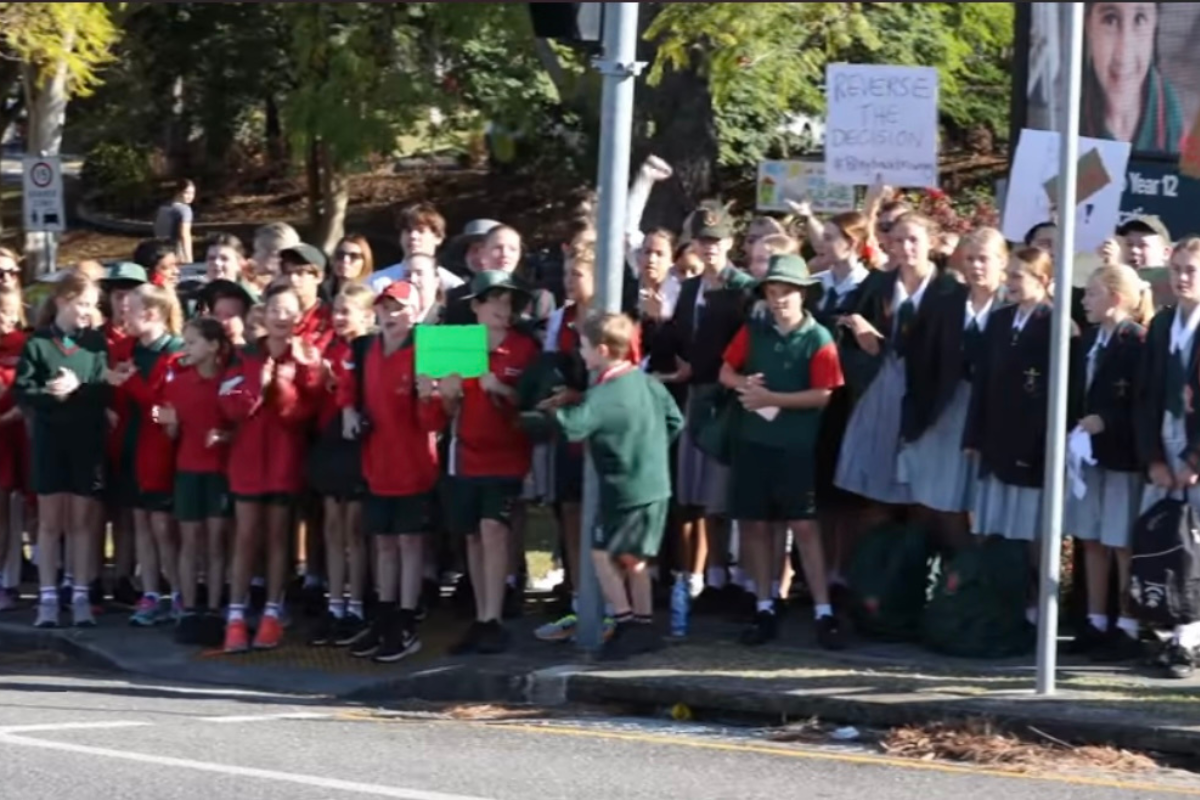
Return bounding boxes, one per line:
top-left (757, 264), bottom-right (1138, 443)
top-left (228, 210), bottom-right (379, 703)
top-left (921, 536), bottom-right (1036, 658)
top-left (848, 523), bottom-right (933, 641)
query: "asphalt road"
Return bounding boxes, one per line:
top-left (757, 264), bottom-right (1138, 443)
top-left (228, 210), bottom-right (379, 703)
top-left (2, 668), bottom-right (1200, 800)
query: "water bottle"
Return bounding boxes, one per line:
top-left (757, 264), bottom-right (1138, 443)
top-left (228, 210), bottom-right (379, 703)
top-left (670, 573), bottom-right (689, 638)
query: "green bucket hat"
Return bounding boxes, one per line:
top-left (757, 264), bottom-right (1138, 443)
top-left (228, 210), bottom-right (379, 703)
top-left (757, 254), bottom-right (820, 291)
top-left (689, 201), bottom-right (734, 240)
top-left (201, 278), bottom-right (257, 312)
top-left (102, 261), bottom-right (148, 289)
top-left (463, 269), bottom-right (530, 301)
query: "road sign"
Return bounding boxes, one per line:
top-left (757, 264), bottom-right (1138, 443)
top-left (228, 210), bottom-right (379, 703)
top-left (22, 155), bottom-right (65, 233)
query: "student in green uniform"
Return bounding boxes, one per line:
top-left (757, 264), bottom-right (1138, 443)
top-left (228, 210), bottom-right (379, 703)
top-left (550, 312), bottom-right (683, 659)
top-left (14, 273), bottom-right (113, 628)
top-left (719, 254), bottom-right (846, 650)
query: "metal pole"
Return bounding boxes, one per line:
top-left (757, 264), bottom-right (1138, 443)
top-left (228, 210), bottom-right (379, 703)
top-left (576, 1), bottom-right (642, 654)
top-left (1035, 1), bottom-right (1084, 696)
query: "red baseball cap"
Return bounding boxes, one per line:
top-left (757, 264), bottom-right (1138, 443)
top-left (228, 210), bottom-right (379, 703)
top-left (375, 280), bottom-right (417, 305)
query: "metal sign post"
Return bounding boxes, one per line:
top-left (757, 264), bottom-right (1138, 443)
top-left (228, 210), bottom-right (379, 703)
top-left (1035, 1), bottom-right (1085, 696)
top-left (576, 1), bottom-right (641, 654)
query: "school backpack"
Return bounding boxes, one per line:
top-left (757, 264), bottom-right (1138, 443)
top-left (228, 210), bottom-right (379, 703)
top-left (848, 523), bottom-right (932, 641)
top-left (1129, 497), bottom-right (1200, 628)
top-left (921, 536), bottom-right (1035, 658)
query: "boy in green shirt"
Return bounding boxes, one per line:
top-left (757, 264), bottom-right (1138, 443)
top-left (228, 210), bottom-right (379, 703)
top-left (719, 254), bottom-right (846, 650)
top-left (550, 312), bottom-right (683, 658)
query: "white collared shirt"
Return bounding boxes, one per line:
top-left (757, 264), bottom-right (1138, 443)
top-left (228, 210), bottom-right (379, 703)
top-left (1087, 325), bottom-right (1113, 389)
top-left (366, 260), bottom-right (465, 294)
top-left (1012, 304), bottom-right (1037, 332)
top-left (891, 269), bottom-right (933, 336)
top-left (1170, 303), bottom-right (1200, 356)
top-left (820, 262), bottom-right (870, 311)
top-left (964, 295), bottom-right (994, 331)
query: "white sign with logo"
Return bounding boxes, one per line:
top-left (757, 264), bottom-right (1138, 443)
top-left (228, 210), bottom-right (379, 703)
top-left (22, 156), bottom-right (66, 233)
top-left (756, 161), bottom-right (855, 213)
top-left (824, 63), bottom-right (940, 188)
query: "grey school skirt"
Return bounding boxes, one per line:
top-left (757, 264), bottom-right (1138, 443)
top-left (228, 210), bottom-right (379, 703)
top-left (677, 388), bottom-right (729, 514)
top-left (1065, 463), bottom-right (1141, 549)
top-left (1140, 412), bottom-right (1200, 513)
top-left (834, 354), bottom-right (911, 505)
top-left (896, 380), bottom-right (977, 513)
top-left (972, 474), bottom-right (1044, 542)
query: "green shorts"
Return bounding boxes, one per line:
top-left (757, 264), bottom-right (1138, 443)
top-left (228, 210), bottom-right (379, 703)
top-left (232, 492), bottom-right (295, 508)
top-left (729, 441), bottom-right (817, 522)
top-left (446, 477), bottom-right (523, 535)
top-left (31, 431), bottom-right (105, 498)
top-left (135, 490), bottom-right (173, 513)
top-left (365, 492), bottom-right (433, 536)
top-left (593, 499), bottom-right (669, 559)
top-left (175, 472), bottom-right (232, 523)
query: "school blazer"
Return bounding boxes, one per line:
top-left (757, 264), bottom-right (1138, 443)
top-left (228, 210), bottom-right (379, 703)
top-left (1071, 320), bottom-right (1144, 473)
top-left (963, 303), bottom-right (1082, 488)
top-left (667, 268), bottom-right (754, 386)
top-left (902, 275), bottom-right (982, 442)
top-left (1134, 307), bottom-right (1200, 471)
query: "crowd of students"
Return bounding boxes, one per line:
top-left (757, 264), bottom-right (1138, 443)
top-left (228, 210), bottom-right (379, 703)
top-left (0, 156), bottom-right (1197, 674)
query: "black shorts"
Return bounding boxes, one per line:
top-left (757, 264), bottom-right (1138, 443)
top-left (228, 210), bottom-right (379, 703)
top-left (31, 431), bottom-right (105, 498)
top-left (364, 492), bottom-right (433, 536)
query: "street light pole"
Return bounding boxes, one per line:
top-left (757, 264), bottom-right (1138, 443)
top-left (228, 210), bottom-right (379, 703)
top-left (576, 1), bottom-right (642, 654)
top-left (1035, 0), bottom-right (1084, 696)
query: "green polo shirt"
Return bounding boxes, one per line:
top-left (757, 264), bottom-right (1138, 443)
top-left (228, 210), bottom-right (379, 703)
top-left (724, 315), bottom-right (843, 450)
top-left (14, 325), bottom-right (111, 434)
top-left (554, 368), bottom-right (683, 518)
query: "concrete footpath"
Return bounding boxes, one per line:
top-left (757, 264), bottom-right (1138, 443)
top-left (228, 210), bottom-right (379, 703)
top-left (3, 601), bottom-right (1200, 757)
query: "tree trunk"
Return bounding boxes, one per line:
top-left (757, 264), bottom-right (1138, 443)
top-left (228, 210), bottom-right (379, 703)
top-left (315, 141), bottom-right (348, 254)
top-left (305, 136), bottom-right (322, 233)
top-left (22, 27), bottom-right (73, 279)
top-left (164, 74), bottom-right (186, 177)
top-left (265, 94), bottom-right (285, 168)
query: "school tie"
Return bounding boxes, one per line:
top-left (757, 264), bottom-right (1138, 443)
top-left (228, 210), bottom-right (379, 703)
top-left (1166, 351), bottom-right (1187, 417)
top-left (1086, 335), bottom-right (1105, 391)
top-left (892, 298), bottom-right (916, 357)
top-left (962, 318), bottom-right (983, 381)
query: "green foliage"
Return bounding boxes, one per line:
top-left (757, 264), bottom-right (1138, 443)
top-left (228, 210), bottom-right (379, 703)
top-left (645, 2), bottom-right (1014, 169)
top-left (0, 2), bottom-right (120, 97)
top-left (80, 140), bottom-right (153, 216)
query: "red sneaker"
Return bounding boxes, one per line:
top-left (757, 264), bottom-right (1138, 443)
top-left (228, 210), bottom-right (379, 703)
top-left (253, 615), bottom-right (284, 650)
top-left (223, 619), bottom-right (250, 654)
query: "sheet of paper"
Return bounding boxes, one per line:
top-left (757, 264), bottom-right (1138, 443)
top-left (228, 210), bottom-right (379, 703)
top-left (1066, 425), bottom-right (1097, 500)
top-left (414, 324), bottom-right (489, 379)
top-left (755, 406), bottom-right (781, 421)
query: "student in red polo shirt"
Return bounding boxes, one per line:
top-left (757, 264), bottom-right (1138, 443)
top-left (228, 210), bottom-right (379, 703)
top-left (0, 284), bottom-right (27, 610)
top-left (155, 316), bottom-right (235, 646)
top-left (439, 271), bottom-right (540, 655)
top-left (218, 284), bottom-right (322, 653)
top-left (339, 281), bottom-right (446, 663)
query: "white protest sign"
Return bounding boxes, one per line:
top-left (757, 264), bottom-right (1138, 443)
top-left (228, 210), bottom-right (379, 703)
top-left (756, 161), bottom-right (855, 213)
top-left (825, 64), bottom-right (939, 188)
top-left (1001, 128), bottom-right (1131, 255)
top-left (22, 156), bottom-right (66, 233)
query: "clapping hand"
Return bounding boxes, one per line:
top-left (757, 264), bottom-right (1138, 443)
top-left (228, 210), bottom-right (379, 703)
top-left (47, 367), bottom-right (80, 399)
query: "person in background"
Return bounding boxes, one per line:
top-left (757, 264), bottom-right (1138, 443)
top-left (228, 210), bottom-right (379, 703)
top-left (0, 247), bottom-right (21, 294)
top-left (205, 233), bottom-right (248, 283)
top-left (323, 235), bottom-right (375, 302)
top-left (153, 179), bottom-right (196, 264)
top-left (281, 244), bottom-right (335, 354)
top-left (133, 239), bottom-right (182, 292)
top-left (1067, 263), bottom-right (1151, 663)
top-left (250, 222), bottom-right (302, 293)
top-left (0, 283), bottom-right (28, 611)
top-left (1117, 215), bottom-right (1172, 269)
top-left (441, 220), bottom-right (501, 279)
top-left (201, 280), bottom-right (254, 350)
top-left (1081, 1), bottom-right (1184, 153)
top-left (368, 203), bottom-right (463, 294)
top-left (408, 254), bottom-right (444, 325)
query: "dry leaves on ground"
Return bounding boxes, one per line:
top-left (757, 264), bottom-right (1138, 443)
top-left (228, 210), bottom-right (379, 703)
top-left (881, 719), bottom-right (1157, 774)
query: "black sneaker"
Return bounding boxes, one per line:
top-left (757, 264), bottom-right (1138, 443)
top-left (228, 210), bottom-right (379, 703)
top-left (196, 582), bottom-right (210, 610)
top-left (309, 612), bottom-right (339, 646)
top-left (89, 578), bottom-right (105, 607)
top-left (815, 614), bottom-right (846, 650)
top-left (598, 620), bottom-right (631, 661)
top-left (476, 620), bottom-right (510, 654)
top-left (349, 617), bottom-right (385, 658)
top-left (333, 613), bottom-right (368, 646)
top-left (112, 576), bottom-right (140, 608)
top-left (421, 579), bottom-right (441, 611)
top-left (1091, 629), bottom-right (1144, 663)
top-left (1165, 642), bottom-right (1196, 679)
top-left (829, 583), bottom-right (852, 616)
top-left (691, 587), bottom-right (725, 615)
top-left (301, 582), bottom-right (326, 619)
top-left (375, 615), bottom-right (421, 663)
top-left (1066, 622), bottom-right (1107, 655)
top-left (623, 622), bottom-right (664, 655)
top-left (175, 611), bottom-right (202, 645)
top-left (449, 621), bottom-right (486, 656)
top-left (249, 583), bottom-right (267, 615)
top-left (198, 612), bottom-right (226, 648)
top-left (502, 585), bottom-right (524, 620)
top-left (740, 610), bottom-right (778, 646)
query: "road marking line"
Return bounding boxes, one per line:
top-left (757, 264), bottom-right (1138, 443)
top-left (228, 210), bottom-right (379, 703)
top-left (0, 730), bottom-right (493, 800)
top-left (497, 723), bottom-right (1200, 796)
top-left (198, 712), bottom-right (332, 724)
top-left (0, 721), bottom-right (151, 735)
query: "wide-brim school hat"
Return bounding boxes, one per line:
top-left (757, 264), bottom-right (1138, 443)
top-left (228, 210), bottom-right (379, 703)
top-left (201, 278), bottom-right (257, 311)
top-left (101, 261), bottom-right (148, 290)
top-left (461, 269), bottom-right (531, 302)
top-left (279, 243), bottom-right (328, 271)
top-left (1116, 214), bottom-right (1171, 243)
top-left (755, 254), bottom-right (820, 292)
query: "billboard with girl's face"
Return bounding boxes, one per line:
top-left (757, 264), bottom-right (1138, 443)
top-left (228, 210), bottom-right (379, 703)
top-left (1018, 2), bottom-right (1200, 235)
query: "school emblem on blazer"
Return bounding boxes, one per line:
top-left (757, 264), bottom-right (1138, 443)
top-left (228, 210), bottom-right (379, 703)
top-left (1023, 367), bottom-right (1041, 394)
top-left (1114, 378), bottom-right (1130, 398)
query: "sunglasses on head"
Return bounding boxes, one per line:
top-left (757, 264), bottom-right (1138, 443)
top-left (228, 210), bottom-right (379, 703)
top-left (335, 250), bottom-right (364, 261)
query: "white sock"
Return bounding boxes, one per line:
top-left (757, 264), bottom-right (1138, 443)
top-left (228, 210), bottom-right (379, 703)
top-left (706, 567), bottom-right (727, 589)
top-left (72, 584), bottom-right (88, 603)
top-left (756, 599), bottom-right (774, 614)
top-left (329, 599), bottom-right (345, 619)
top-left (1088, 613), bottom-right (1109, 632)
top-left (770, 580), bottom-right (781, 600)
top-left (264, 602), bottom-right (281, 620)
top-left (813, 603), bottom-right (833, 620)
top-left (1116, 617), bottom-right (1138, 639)
top-left (348, 600), bottom-right (364, 620)
top-left (144, 591), bottom-right (160, 604)
top-left (39, 586), bottom-right (56, 604)
top-left (1025, 606), bottom-right (1038, 625)
top-left (686, 572), bottom-right (704, 598)
top-left (227, 604), bottom-right (245, 622)
top-left (743, 579), bottom-right (757, 597)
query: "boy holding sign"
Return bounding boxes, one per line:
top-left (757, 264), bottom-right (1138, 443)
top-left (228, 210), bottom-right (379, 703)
top-left (436, 271), bottom-right (540, 655)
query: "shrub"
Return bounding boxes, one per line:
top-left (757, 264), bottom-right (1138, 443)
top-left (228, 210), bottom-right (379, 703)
top-left (80, 141), bottom-right (155, 218)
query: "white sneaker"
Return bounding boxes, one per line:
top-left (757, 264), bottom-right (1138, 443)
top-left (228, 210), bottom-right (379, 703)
top-left (72, 597), bottom-right (96, 628)
top-left (34, 601), bottom-right (58, 628)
